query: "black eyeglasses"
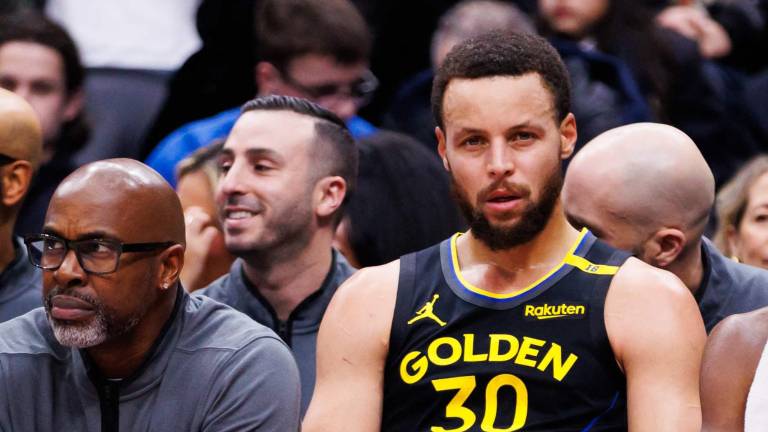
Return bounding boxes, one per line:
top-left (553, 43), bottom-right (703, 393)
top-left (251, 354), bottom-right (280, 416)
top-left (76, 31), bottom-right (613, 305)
top-left (278, 68), bottom-right (378, 105)
top-left (0, 153), bottom-right (17, 166)
top-left (24, 234), bottom-right (175, 275)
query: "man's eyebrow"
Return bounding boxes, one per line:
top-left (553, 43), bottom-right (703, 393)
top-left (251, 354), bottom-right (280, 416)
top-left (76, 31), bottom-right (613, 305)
top-left (40, 228), bottom-right (120, 241)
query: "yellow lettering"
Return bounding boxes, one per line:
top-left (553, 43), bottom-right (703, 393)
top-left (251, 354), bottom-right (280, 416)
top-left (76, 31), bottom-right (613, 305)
top-left (463, 334), bottom-right (488, 362)
top-left (429, 337), bottom-right (462, 366)
top-left (576, 305), bottom-right (585, 314)
top-left (481, 374), bottom-right (528, 431)
top-left (536, 342), bottom-right (578, 382)
top-left (489, 334), bottom-right (519, 362)
top-left (431, 376), bottom-right (477, 432)
top-left (515, 337), bottom-right (545, 367)
top-left (400, 351), bottom-right (429, 384)
top-left (566, 305), bottom-right (575, 314)
top-left (524, 305), bottom-right (534, 316)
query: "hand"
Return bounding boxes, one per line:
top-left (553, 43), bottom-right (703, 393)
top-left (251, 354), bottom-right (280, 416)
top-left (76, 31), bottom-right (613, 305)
top-left (181, 206), bottom-right (231, 291)
top-left (657, 5), bottom-right (732, 58)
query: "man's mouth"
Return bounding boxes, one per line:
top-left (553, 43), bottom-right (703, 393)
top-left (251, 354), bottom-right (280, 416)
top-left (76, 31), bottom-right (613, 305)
top-left (49, 295), bottom-right (96, 321)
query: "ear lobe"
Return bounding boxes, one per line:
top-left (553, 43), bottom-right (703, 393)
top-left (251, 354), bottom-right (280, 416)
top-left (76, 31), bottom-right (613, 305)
top-left (650, 228), bottom-right (686, 268)
top-left (158, 244), bottom-right (185, 290)
top-left (436, 127), bottom-right (450, 171)
top-left (725, 225), bottom-right (740, 260)
top-left (315, 176), bottom-right (347, 220)
top-left (559, 113), bottom-right (577, 160)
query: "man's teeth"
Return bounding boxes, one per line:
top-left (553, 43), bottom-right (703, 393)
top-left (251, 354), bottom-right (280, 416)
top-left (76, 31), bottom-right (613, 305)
top-left (228, 211), bottom-right (255, 219)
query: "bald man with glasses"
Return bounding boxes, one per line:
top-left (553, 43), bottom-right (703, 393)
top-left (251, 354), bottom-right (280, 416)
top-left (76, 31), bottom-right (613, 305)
top-left (0, 88), bottom-right (43, 322)
top-left (0, 159), bottom-right (301, 431)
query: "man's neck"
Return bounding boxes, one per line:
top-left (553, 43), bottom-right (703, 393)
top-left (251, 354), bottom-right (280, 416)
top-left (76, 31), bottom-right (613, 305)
top-left (457, 201), bottom-right (581, 295)
top-left (242, 233), bottom-right (334, 321)
top-left (85, 289), bottom-right (177, 379)
top-left (667, 240), bottom-right (704, 296)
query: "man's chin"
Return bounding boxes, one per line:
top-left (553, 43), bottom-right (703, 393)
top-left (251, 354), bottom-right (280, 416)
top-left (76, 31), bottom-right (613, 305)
top-left (48, 316), bottom-right (107, 348)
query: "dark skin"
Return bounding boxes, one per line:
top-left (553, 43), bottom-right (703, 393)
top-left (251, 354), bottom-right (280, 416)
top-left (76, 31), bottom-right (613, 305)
top-left (701, 307), bottom-right (768, 431)
top-left (43, 159), bottom-right (185, 378)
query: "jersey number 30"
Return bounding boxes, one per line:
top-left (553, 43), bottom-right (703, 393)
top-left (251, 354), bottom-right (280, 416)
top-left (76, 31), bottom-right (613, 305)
top-left (431, 374), bottom-right (528, 432)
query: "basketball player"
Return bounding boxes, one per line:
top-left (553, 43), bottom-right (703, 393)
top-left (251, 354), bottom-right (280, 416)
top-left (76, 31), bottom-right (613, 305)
top-left (701, 307), bottom-right (768, 431)
top-left (303, 32), bottom-right (705, 431)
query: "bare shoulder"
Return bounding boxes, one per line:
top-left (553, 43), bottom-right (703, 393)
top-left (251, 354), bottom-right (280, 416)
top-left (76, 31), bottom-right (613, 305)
top-left (605, 257), bottom-right (705, 365)
top-left (705, 307), bottom-right (768, 370)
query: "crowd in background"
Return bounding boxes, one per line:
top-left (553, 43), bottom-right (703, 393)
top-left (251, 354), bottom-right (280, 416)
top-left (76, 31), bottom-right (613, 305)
top-left (1, 0), bottom-right (767, 277)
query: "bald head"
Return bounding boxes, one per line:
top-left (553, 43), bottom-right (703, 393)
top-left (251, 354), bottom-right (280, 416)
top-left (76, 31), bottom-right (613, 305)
top-left (50, 159), bottom-right (185, 245)
top-left (564, 123), bottom-right (714, 252)
top-left (0, 88), bottom-right (42, 168)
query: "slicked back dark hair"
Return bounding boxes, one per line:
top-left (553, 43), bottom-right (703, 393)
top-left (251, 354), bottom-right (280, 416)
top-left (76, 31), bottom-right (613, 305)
top-left (432, 31), bottom-right (571, 129)
top-left (255, 0), bottom-right (371, 71)
top-left (0, 10), bottom-right (84, 96)
top-left (240, 95), bottom-right (358, 224)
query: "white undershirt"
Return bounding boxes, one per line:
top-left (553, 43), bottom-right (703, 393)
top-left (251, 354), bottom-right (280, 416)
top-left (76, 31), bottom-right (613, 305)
top-left (45, 0), bottom-right (202, 70)
top-left (746, 340), bottom-right (768, 431)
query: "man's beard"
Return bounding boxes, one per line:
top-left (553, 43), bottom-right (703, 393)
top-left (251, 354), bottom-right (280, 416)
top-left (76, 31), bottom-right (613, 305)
top-left (452, 169), bottom-right (563, 251)
top-left (44, 288), bottom-right (143, 348)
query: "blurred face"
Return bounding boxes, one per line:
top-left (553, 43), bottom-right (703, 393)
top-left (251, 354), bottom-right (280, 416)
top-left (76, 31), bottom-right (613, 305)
top-left (261, 54), bottom-right (371, 121)
top-left (539, 0), bottom-right (610, 37)
top-left (216, 110), bottom-right (318, 256)
top-left (41, 193), bottom-right (163, 348)
top-left (0, 41), bottom-right (80, 146)
top-left (437, 74), bottom-right (576, 250)
top-left (728, 172), bottom-right (768, 268)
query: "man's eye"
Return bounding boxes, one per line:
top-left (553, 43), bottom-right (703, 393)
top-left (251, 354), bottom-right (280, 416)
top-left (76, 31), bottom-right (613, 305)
top-left (218, 163), bottom-right (231, 174)
top-left (514, 131), bottom-right (535, 141)
top-left (253, 163), bottom-right (272, 172)
top-left (43, 240), bottom-right (65, 251)
top-left (80, 242), bottom-right (113, 255)
top-left (462, 136), bottom-right (484, 147)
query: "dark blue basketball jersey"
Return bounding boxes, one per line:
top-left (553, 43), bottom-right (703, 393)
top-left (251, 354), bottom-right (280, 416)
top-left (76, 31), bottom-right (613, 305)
top-left (382, 229), bottom-right (630, 431)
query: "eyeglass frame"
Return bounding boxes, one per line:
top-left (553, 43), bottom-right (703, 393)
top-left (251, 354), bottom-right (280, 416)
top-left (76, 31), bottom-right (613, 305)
top-left (276, 66), bottom-right (379, 105)
top-left (23, 233), bottom-right (176, 275)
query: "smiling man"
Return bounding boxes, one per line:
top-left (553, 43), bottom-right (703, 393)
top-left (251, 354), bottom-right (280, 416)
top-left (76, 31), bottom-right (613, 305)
top-left (199, 95), bottom-right (357, 414)
top-left (303, 32), bottom-right (705, 431)
top-left (0, 159), bottom-right (300, 431)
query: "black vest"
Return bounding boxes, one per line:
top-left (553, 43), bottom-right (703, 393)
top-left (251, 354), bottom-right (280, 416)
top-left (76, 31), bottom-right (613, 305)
top-left (382, 230), bottom-right (629, 431)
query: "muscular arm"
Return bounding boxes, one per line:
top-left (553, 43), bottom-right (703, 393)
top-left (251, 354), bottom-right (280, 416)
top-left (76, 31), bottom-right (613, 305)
top-left (606, 258), bottom-right (706, 431)
top-left (302, 261), bottom-right (399, 432)
top-left (701, 309), bottom-right (768, 431)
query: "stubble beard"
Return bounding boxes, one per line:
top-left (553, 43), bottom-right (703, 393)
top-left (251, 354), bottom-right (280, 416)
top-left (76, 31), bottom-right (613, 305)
top-left (44, 288), bottom-right (144, 349)
top-left (452, 168), bottom-right (563, 251)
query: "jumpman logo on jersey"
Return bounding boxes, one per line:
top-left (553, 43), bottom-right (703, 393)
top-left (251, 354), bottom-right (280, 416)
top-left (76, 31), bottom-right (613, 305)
top-left (407, 294), bottom-right (447, 327)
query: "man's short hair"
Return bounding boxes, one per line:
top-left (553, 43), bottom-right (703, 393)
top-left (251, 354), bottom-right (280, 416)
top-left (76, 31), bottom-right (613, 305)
top-left (240, 95), bottom-right (358, 221)
top-left (431, 31), bottom-right (571, 129)
top-left (0, 10), bottom-right (84, 96)
top-left (255, 0), bottom-right (371, 71)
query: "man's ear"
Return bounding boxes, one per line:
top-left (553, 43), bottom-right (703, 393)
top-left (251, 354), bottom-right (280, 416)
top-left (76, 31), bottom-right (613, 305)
top-left (314, 176), bottom-right (347, 220)
top-left (1, 160), bottom-right (34, 207)
top-left (646, 228), bottom-right (686, 268)
top-left (436, 127), bottom-right (449, 171)
top-left (158, 244), bottom-right (185, 290)
top-left (559, 113), bottom-right (577, 160)
top-left (255, 61), bottom-right (281, 95)
top-left (63, 89), bottom-right (84, 122)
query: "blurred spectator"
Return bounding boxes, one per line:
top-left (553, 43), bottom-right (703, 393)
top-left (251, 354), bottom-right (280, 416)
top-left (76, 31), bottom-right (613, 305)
top-left (45, 0), bottom-right (202, 164)
top-left (145, 0), bottom-right (377, 188)
top-left (538, 0), bottom-right (748, 185)
top-left (656, 0), bottom-right (768, 73)
top-left (334, 130), bottom-right (465, 267)
top-left (383, 0), bottom-right (535, 147)
top-left (0, 89), bottom-right (43, 322)
top-left (175, 140), bottom-right (234, 292)
top-left (142, 0), bottom-right (259, 155)
top-left (200, 96), bottom-right (357, 414)
top-left (715, 155), bottom-right (768, 270)
top-left (0, 11), bottom-right (87, 236)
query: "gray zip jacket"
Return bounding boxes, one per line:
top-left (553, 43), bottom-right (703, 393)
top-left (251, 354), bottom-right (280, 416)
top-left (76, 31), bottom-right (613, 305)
top-left (0, 288), bottom-right (300, 431)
